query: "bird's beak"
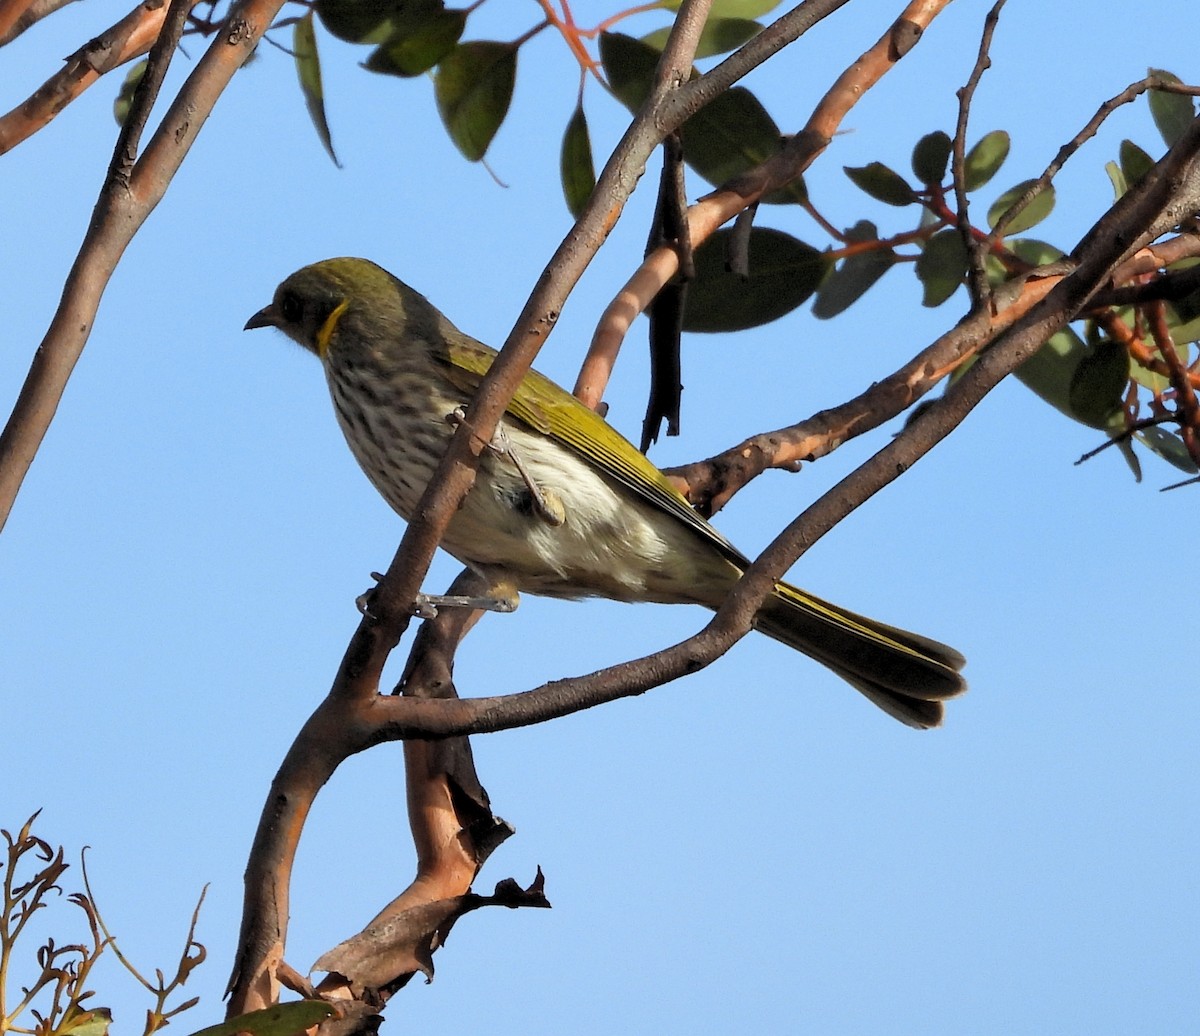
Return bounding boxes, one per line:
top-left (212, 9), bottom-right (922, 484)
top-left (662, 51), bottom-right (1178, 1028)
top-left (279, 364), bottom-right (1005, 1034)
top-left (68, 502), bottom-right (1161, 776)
top-left (244, 304), bottom-right (278, 331)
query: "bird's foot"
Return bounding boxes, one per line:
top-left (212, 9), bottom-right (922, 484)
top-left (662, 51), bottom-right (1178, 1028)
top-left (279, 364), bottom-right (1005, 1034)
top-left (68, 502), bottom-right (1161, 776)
top-left (355, 571), bottom-right (387, 617)
top-left (447, 406), bottom-right (565, 527)
top-left (412, 591), bottom-right (519, 618)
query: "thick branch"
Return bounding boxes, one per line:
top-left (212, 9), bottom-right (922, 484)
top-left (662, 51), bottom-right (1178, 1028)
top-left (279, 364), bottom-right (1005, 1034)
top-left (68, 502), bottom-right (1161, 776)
top-left (294, 114), bottom-right (1200, 745)
top-left (226, 0), bottom-right (722, 1015)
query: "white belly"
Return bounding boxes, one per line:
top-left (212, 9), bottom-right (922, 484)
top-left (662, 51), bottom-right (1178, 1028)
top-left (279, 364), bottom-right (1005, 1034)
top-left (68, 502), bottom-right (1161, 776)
top-left (442, 420), bottom-right (737, 604)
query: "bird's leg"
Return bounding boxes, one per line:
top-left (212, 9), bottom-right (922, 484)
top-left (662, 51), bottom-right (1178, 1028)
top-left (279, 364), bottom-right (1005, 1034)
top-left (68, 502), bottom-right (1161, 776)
top-left (411, 591), bottom-right (518, 618)
top-left (447, 406), bottom-right (566, 527)
top-left (356, 571), bottom-right (519, 619)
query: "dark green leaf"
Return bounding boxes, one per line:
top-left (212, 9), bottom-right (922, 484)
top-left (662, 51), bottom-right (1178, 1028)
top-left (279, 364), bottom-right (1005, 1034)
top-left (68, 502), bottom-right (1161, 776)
top-left (434, 41), bottom-right (516, 161)
top-left (113, 58), bottom-right (147, 126)
top-left (911, 130), bottom-right (952, 186)
top-left (293, 13), bottom-right (340, 166)
top-left (365, 8), bottom-right (465, 76)
top-left (762, 174), bottom-right (807, 206)
top-left (683, 87), bottom-right (788, 191)
top-left (1014, 328), bottom-right (1129, 428)
top-left (1136, 425), bottom-right (1200, 474)
top-left (963, 130), bottom-right (1009, 190)
top-left (988, 180), bottom-right (1055, 235)
top-left (813, 221), bottom-right (895, 318)
top-left (316, 0), bottom-right (438, 44)
top-left (1013, 327), bottom-right (1086, 419)
top-left (1148, 69), bottom-right (1195, 147)
top-left (844, 162), bottom-right (916, 206)
top-left (1119, 138), bottom-right (1155, 188)
top-left (915, 228), bottom-right (968, 307)
top-left (682, 228), bottom-right (830, 332)
top-left (560, 102), bottom-right (595, 218)
top-left (600, 33), bottom-right (803, 203)
top-left (599, 31), bottom-right (658, 110)
top-left (1068, 337), bottom-right (1128, 428)
top-left (641, 17), bottom-right (761, 58)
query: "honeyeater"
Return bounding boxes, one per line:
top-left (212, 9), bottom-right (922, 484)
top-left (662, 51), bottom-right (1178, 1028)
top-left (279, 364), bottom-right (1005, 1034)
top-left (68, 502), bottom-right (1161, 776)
top-left (246, 257), bottom-right (966, 727)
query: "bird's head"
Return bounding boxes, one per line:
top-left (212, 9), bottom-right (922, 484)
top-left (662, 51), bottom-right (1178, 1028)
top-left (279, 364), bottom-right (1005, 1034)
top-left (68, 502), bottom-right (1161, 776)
top-left (245, 257), bottom-right (445, 364)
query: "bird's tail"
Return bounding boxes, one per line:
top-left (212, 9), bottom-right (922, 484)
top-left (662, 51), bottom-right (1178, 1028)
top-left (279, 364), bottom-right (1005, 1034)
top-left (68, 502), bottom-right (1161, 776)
top-left (752, 582), bottom-right (967, 728)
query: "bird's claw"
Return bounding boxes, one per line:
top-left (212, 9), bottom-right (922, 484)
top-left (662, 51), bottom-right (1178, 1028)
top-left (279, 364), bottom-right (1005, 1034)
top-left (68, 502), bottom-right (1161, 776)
top-left (355, 572), bottom-right (386, 617)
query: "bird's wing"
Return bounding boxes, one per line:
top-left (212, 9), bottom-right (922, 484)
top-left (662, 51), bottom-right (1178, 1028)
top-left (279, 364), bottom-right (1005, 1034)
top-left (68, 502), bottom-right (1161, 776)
top-left (438, 338), bottom-right (750, 567)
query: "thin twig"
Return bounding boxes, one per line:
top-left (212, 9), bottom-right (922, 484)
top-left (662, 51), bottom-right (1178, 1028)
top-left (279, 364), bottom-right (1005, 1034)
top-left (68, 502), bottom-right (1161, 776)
top-left (952, 0), bottom-right (1006, 307)
top-left (988, 73), bottom-right (1200, 242)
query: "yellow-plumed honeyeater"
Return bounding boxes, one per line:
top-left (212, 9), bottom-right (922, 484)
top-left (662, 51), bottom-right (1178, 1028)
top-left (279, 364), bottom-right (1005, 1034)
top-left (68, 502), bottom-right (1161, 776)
top-left (246, 257), bottom-right (966, 727)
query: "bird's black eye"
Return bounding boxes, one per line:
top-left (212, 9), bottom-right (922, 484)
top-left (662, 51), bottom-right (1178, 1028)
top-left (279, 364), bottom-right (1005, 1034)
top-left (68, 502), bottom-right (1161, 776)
top-left (279, 290), bottom-right (304, 325)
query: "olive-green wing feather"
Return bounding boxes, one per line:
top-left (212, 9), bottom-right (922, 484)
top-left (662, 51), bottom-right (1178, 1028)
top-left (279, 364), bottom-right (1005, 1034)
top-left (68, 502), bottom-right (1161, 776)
top-left (438, 337), bottom-right (744, 561)
top-left (438, 336), bottom-right (966, 721)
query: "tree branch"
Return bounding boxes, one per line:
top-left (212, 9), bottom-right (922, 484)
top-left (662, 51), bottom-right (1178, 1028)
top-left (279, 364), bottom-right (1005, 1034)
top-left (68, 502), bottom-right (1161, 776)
top-left (575, 0), bottom-right (954, 409)
top-left (0, 0), bottom-right (184, 155)
top-left (0, 0), bottom-right (79, 46)
top-left (260, 115), bottom-right (1200, 749)
top-left (0, 0), bottom-right (280, 531)
top-left (226, 0), bottom-right (722, 1014)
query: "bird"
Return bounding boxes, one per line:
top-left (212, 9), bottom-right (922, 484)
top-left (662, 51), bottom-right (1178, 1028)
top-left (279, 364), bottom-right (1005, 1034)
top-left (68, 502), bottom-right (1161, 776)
top-left (245, 257), bottom-right (966, 727)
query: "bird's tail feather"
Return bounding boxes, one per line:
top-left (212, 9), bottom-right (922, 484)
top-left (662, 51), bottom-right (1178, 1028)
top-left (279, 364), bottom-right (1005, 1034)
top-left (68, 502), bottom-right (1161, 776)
top-left (753, 582), bottom-right (967, 729)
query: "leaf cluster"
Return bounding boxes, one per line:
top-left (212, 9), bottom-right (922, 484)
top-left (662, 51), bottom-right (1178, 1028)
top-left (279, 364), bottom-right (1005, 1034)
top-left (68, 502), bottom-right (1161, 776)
top-left (260, 4), bottom-right (1200, 482)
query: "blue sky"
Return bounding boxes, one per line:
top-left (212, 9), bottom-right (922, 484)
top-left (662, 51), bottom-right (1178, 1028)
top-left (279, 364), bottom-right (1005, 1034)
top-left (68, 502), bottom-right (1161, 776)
top-left (2, 1), bottom-right (1197, 1033)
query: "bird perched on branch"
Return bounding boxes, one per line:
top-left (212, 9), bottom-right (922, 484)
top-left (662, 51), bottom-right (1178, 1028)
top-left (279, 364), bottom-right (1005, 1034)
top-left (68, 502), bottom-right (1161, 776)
top-left (246, 257), bottom-right (966, 727)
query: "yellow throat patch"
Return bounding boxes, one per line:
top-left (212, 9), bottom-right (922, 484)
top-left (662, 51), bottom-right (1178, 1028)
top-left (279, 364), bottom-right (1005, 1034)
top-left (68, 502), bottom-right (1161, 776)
top-left (315, 298), bottom-right (351, 360)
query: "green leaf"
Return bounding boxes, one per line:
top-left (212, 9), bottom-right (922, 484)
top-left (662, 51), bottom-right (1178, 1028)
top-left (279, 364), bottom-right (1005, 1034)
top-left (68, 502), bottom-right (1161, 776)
top-left (600, 31), bottom-right (658, 110)
top-left (911, 130), bottom-right (952, 185)
top-left (186, 1002), bottom-right (335, 1036)
top-left (1148, 69), bottom-right (1195, 147)
top-left (1119, 138), bottom-right (1155, 188)
top-left (316, 0), bottom-right (434, 44)
top-left (560, 102), bottom-right (595, 218)
top-left (683, 87), bottom-right (789, 191)
top-left (641, 17), bottom-right (761, 58)
top-left (1068, 337), bottom-right (1128, 428)
top-left (294, 13), bottom-right (340, 166)
top-left (844, 162), bottom-right (916, 206)
top-left (659, 0), bottom-right (780, 14)
top-left (812, 221), bottom-right (895, 319)
top-left (682, 228), bottom-right (830, 332)
top-left (113, 58), bottom-right (147, 126)
top-left (988, 180), bottom-right (1055, 235)
top-left (1104, 159), bottom-right (1127, 200)
top-left (1136, 425), bottom-right (1200, 474)
top-left (915, 228), bottom-right (968, 307)
top-left (599, 33), bottom-right (803, 203)
top-left (1007, 238), bottom-right (1065, 266)
top-left (58, 1009), bottom-right (112, 1036)
top-left (963, 130), bottom-right (1009, 190)
top-left (434, 41), bottom-right (517, 161)
top-left (365, 8), bottom-right (465, 76)
top-left (1015, 328), bottom-right (1128, 429)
